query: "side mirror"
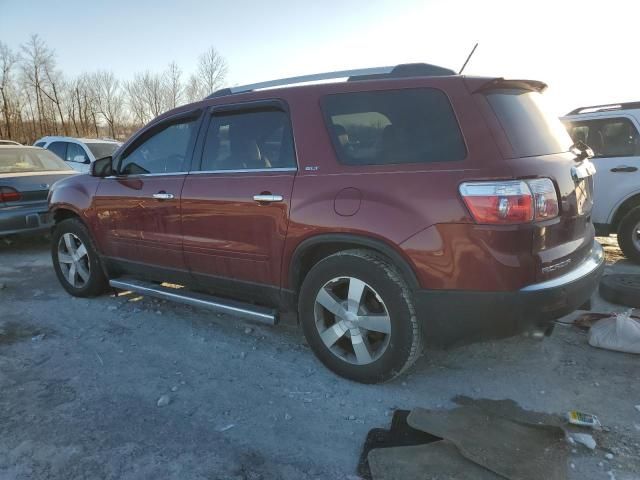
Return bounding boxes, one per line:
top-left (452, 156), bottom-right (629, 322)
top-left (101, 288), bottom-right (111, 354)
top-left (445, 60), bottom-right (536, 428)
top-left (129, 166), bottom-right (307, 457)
top-left (570, 140), bottom-right (594, 161)
top-left (90, 156), bottom-right (114, 177)
top-left (73, 155), bottom-right (89, 164)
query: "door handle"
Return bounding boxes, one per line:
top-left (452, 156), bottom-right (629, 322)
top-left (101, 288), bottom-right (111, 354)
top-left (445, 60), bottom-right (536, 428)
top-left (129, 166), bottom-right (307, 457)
top-left (253, 194), bottom-right (283, 203)
top-left (152, 192), bottom-right (175, 200)
top-left (610, 166), bottom-right (638, 173)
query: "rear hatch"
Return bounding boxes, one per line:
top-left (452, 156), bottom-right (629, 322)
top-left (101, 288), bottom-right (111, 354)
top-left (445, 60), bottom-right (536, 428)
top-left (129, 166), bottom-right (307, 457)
top-left (472, 79), bottom-right (596, 283)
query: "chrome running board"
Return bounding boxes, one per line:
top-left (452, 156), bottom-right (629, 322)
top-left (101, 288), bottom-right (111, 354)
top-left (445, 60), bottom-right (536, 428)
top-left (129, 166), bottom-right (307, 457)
top-left (109, 278), bottom-right (278, 325)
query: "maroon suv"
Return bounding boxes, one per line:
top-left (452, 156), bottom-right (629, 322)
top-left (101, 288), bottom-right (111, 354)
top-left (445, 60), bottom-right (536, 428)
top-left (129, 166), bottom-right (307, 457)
top-left (49, 63), bottom-right (604, 383)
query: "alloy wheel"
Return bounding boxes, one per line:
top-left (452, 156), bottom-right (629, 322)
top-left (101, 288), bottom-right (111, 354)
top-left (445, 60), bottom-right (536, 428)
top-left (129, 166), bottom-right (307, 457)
top-left (57, 233), bottom-right (91, 288)
top-left (313, 276), bottom-right (391, 365)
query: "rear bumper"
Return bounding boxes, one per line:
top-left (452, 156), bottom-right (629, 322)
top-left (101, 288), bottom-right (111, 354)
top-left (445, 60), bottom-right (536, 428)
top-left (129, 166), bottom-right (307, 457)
top-left (0, 204), bottom-right (52, 236)
top-left (415, 240), bottom-right (605, 347)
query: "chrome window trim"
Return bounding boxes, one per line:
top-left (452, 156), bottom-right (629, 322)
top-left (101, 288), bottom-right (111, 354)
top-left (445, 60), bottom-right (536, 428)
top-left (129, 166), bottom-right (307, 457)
top-left (104, 172), bottom-right (189, 179)
top-left (188, 167), bottom-right (297, 175)
top-left (520, 240), bottom-right (604, 292)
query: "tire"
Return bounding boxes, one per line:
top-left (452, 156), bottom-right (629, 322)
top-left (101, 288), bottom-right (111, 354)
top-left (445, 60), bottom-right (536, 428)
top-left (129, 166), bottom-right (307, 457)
top-left (599, 274), bottom-right (640, 308)
top-left (298, 249), bottom-right (422, 383)
top-left (51, 218), bottom-right (108, 297)
top-left (617, 206), bottom-right (640, 264)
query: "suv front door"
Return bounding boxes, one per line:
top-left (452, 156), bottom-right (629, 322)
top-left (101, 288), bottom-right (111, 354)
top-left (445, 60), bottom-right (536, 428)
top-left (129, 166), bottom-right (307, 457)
top-left (93, 110), bottom-right (202, 281)
top-left (181, 102), bottom-right (297, 304)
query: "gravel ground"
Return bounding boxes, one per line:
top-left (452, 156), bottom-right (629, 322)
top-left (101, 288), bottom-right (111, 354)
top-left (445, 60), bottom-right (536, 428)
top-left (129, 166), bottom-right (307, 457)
top-left (1, 236), bottom-right (639, 480)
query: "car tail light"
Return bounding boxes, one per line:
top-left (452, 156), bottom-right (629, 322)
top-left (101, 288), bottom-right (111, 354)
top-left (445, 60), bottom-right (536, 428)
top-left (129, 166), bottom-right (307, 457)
top-left (459, 178), bottom-right (559, 225)
top-left (527, 178), bottom-right (559, 220)
top-left (0, 186), bottom-right (22, 202)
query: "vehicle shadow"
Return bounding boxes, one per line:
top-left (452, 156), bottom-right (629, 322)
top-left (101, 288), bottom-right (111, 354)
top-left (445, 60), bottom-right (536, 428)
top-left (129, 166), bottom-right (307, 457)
top-left (0, 235), bottom-right (50, 254)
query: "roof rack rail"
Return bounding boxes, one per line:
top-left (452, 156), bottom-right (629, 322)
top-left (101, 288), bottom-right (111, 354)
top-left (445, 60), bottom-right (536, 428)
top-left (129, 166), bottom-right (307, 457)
top-left (206, 63), bottom-right (456, 99)
top-left (567, 101), bottom-right (640, 115)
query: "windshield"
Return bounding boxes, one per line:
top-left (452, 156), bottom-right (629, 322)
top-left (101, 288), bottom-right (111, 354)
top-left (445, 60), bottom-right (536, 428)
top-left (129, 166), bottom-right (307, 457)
top-left (0, 148), bottom-right (73, 174)
top-left (485, 89), bottom-right (573, 157)
top-left (85, 142), bottom-right (120, 160)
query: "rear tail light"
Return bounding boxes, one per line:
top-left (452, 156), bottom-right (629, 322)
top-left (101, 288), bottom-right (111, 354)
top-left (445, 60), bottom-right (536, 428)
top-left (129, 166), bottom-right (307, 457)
top-left (0, 186), bottom-right (22, 202)
top-left (527, 178), bottom-right (559, 220)
top-left (459, 178), bottom-right (559, 225)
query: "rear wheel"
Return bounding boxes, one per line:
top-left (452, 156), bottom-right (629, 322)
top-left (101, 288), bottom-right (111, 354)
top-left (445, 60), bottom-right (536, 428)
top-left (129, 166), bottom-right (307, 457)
top-left (617, 206), bottom-right (640, 264)
top-left (52, 218), bottom-right (108, 297)
top-left (298, 249), bottom-right (422, 383)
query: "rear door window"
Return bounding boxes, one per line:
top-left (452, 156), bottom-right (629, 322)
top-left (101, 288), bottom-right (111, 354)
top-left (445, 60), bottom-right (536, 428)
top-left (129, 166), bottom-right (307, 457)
top-left (485, 89), bottom-right (573, 157)
top-left (321, 88), bottom-right (466, 166)
top-left (201, 108), bottom-right (296, 171)
top-left (565, 117), bottom-right (640, 158)
top-left (47, 141), bottom-right (68, 160)
top-left (66, 143), bottom-right (90, 164)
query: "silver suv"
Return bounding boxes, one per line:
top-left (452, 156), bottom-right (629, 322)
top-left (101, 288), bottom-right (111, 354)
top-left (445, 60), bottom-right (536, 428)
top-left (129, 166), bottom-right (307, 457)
top-left (563, 102), bottom-right (640, 263)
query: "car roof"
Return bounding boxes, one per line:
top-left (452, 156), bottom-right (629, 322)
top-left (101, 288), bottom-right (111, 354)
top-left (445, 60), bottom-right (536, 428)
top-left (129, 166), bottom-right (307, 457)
top-left (36, 136), bottom-right (120, 144)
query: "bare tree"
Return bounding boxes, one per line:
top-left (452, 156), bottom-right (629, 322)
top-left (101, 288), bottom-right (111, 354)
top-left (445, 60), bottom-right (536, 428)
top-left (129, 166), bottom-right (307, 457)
top-left (184, 74), bottom-right (202, 104)
top-left (196, 47), bottom-right (228, 98)
top-left (164, 61), bottom-right (182, 109)
top-left (92, 70), bottom-right (123, 139)
top-left (0, 41), bottom-right (17, 138)
top-left (0, 37), bottom-right (229, 142)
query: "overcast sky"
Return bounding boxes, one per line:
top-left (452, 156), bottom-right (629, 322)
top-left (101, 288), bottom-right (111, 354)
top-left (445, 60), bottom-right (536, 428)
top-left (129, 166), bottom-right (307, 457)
top-left (1, 0), bottom-right (637, 115)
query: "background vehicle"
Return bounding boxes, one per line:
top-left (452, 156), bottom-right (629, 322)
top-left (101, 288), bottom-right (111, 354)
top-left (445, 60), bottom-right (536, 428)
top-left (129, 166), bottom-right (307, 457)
top-left (49, 64), bottom-right (604, 383)
top-left (0, 140), bottom-right (22, 145)
top-left (563, 103), bottom-right (640, 263)
top-left (0, 145), bottom-right (76, 237)
top-left (34, 136), bottom-right (122, 173)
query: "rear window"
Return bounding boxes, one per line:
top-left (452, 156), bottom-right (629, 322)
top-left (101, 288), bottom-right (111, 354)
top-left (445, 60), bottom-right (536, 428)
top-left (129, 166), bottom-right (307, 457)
top-left (486, 89), bottom-right (573, 157)
top-left (85, 142), bottom-right (120, 160)
top-left (322, 88), bottom-right (466, 166)
top-left (0, 148), bottom-right (73, 174)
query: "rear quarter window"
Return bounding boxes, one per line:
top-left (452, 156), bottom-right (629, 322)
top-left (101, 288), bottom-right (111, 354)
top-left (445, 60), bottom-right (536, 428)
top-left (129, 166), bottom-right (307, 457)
top-left (321, 88), bottom-right (466, 166)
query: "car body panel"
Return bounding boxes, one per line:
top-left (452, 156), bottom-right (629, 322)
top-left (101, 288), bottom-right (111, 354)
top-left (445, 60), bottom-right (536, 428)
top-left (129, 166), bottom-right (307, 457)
top-left (91, 175), bottom-right (186, 270)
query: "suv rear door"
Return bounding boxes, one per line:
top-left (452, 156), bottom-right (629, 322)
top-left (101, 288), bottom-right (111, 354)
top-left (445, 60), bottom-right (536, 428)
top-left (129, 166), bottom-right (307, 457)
top-left (181, 101), bottom-right (297, 304)
top-left (564, 115), bottom-right (640, 226)
top-left (92, 110), bottom-right (201, 280)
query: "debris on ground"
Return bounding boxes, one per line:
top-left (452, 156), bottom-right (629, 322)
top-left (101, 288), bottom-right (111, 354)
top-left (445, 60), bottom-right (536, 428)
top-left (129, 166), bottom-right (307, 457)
top-left (31, 333), bottom-right (46, 342)
top-left (572, 433), bottom-right (597, 450)
top-left (589, 310), bottom-right (640, 354)
top-left (244, 327), bottom-right (253, 334)
top-left (567, 410), bottom-right (602, 429)
top-left (605, 453), bottom-right (614, 460)
top-left (362, 403), bottom-right (567, 480)
top-left (157, 394), bottom-right (171, 407)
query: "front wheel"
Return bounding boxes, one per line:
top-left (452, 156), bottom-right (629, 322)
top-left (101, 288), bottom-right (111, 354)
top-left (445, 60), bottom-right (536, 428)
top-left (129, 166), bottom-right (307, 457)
top-left (617, 206), bottom-right (640, 264)
top-left (52, 218), bottom-right (108, 297)
top-left (298, 249), bottom-right (422, 383)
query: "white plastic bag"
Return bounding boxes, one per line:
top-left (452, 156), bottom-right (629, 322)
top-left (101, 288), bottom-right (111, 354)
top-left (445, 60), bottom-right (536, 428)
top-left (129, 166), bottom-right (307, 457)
top-left (588, 310), bottom-right (640, 354)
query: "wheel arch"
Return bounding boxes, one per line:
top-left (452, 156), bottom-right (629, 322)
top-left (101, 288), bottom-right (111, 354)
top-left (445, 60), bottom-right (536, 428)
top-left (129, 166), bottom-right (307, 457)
top-left (610, 192), bottom-right (640, 232)
top-left (288, 234), bottom-right (420, 293)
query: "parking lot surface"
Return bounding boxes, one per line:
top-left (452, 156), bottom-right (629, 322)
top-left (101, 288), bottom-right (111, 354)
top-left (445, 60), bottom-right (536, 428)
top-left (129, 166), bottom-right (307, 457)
top-left (1, 236), bottom-right (639, 480)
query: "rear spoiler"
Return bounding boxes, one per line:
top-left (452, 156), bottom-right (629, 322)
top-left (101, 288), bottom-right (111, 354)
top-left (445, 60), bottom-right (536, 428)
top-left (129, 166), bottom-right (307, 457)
top-left (464, 77), bottom-right (548, 94)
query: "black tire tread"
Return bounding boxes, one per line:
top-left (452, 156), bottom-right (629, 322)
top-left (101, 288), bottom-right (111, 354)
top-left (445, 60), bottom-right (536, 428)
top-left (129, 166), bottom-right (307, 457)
top-left (617, 206), bottom-right (640, 264)
top-left (52, 217), bottom-right (108, 297)
top-left (299, 248), bottom-right (422, 383)
top-left (599, 273), bottom-right (640, 308)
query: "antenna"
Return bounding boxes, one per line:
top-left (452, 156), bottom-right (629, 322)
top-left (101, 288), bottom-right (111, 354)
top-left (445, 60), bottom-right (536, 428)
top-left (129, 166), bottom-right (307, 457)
top-left (458, 43), bottom-right (479, 74)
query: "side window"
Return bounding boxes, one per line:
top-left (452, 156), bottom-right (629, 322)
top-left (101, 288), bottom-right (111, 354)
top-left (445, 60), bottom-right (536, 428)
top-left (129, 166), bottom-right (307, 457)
top-left (47, 141), bottom-right (68, 160)
top-left (201, 109), bottom-right (296, 171)
top-left (321, 88), bottom-right (466, 165)
top-left (119, 117), bottom-right (198, 175)
top-left (568, 118), bottom-right (640, 158)
top-left (34, 141), bottom-right (46, 147)
top-left (66, 143), bottom-right (90, 164)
